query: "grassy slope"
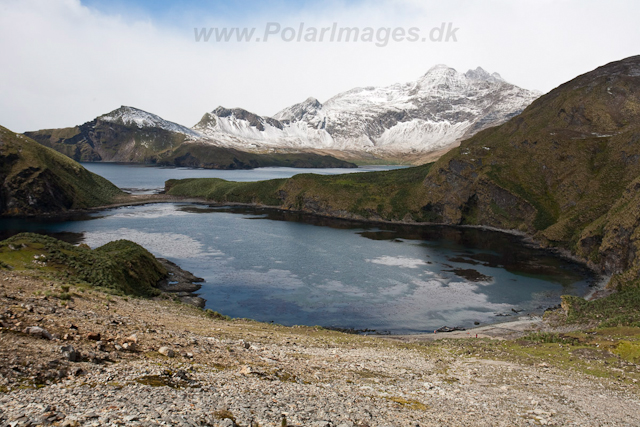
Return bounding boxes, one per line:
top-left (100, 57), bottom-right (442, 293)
top-left (0, 233), bottom-right (166, 296)
top-left (0, 125), bottom-right (123, 216)
top-left (418, 57), bottom-right (640, 286)
top-left (166, 163), bottom-right (434, 221)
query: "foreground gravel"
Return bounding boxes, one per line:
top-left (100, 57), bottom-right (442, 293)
top-left (1, 271), bottom-right (639, 426)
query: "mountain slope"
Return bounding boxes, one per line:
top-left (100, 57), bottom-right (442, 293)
top-left (25, 106), bottom-right (197, 163)
top-left (193, 66), bottom-right (539, 157)
top-left (0, 125), bottom-right (123, 216)
top-left (25, 106), bottom-right (356, 169)
top-left (166, 55), bottom-right (640, 287)
top-left (421, 57), bottom-right (640, 264)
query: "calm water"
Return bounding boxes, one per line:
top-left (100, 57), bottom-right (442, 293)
top-left (1, 202), bottom-right (593, 334)
top-left (81, 163), bottom-right (407, 194)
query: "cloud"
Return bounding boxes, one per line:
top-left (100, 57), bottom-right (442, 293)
top-left (1, 0), bottom-right (639, 132)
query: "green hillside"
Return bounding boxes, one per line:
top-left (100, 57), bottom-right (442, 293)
top-left (0, 233), bottom-right (166, 296)
top-left (0, 125), bottom-right (122, 216)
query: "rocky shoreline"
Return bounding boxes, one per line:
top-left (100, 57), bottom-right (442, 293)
top-left (156, 258), bottom-right (206, 308)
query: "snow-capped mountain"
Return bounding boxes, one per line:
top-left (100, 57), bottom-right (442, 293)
top-left (193, 65), bottom-right (540, 155)
top-left (24, 105), bottom-right (356, 169)
top-left (100, 106), bottom-right (201, 139)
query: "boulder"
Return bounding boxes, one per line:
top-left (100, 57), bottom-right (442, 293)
top-left (60, 345), bottom-right (81, 362)
top-left (24, 326), bottom-right (53, 340)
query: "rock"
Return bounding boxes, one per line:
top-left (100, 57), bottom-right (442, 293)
top-left (219, 419), bottom-right (235, 427)
top-left (158, 347), bottom-right (175, 357)
top-left (60, 345), bottom-right (81, 362)
top-left (239, 365), bottom-right (264, 376)
top-left (86, 352), bottom-right (101, 364)
top-left (24, 326), bottom-right (53, 340)
top-left (435, 326), bottom-right (466, 333)
top-left (123, 334), bottom-right (138, 344)
top-left (173, 370), bottom-right (190, 382)
top-left (122, 342), bottom-right (136, 351)
top-left (86, 332), bottom-right (101, 341)
top-left (311, 422), bottom-right (331, 427)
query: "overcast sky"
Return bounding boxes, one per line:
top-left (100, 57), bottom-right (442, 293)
top-left (1, 0), bottom-right (639, 132)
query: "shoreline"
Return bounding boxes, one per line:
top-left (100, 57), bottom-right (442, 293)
top-left (381, 315), bottom-right (545, 342)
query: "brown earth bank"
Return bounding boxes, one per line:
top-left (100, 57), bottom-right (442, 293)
top-left (2, 268), bottom-right (640, 427)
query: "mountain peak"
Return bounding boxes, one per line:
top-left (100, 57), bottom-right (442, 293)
top-left (425, 64), bottom-right (456, 73)
top-left (100, 106), bottom-right (200, 137)
top-left (302, 97), bottom-right (322, 109)
top-left (273, 97), bottom-right (323, 122)
top-left (421, 64), bottom-right (459, 80)
top-left (465, 67), bottom-right (506, 83)
top-left (196, 62), bottom-right (538, 154)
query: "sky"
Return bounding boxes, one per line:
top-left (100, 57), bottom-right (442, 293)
top-left (1, 0), bottom-right (639, 132)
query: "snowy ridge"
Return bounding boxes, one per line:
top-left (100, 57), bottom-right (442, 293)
top-left (101, 106), bottom-right (202, 138)
top-left (193, 66), bottom-right (540, 154)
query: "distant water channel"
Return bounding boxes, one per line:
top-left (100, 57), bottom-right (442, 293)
top-left (80, 163), bottom-right (408, 194)
top-left (1, 164), bottom-right (594, 334)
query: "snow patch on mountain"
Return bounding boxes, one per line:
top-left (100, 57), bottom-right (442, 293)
top-left (101, 106), bottom-right (202, 138)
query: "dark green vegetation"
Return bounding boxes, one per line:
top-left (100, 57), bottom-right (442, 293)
top-left (166, 163), bottom-right (434, 221)
top-left (562, 288), bottom-right (640, 328)
top-left (0, 125), bottom-right (122, 216)
top-left (25, 107), bottom-right (356, 170)
top-left (166, 56), bottom-right (640, 327)
top-left (0, 233), bottom-right (166, 296)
